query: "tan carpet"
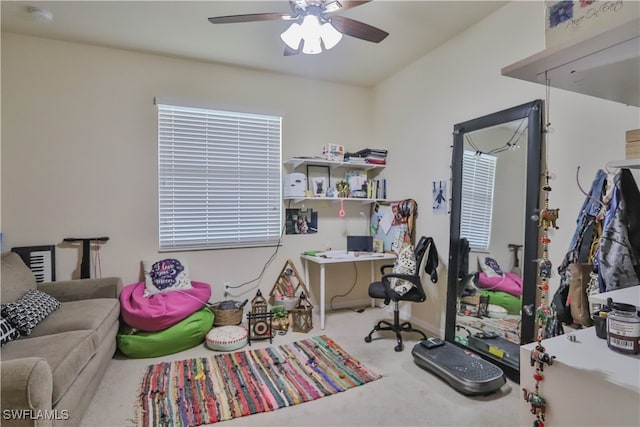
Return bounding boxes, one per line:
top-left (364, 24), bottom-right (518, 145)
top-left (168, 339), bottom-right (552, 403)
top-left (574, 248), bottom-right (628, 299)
top-left (82, 307), bottom-right (518, 426)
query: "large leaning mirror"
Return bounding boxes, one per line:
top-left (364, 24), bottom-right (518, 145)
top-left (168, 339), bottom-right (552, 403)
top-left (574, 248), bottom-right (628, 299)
top-left (446, 100), bottom-right (542, 381)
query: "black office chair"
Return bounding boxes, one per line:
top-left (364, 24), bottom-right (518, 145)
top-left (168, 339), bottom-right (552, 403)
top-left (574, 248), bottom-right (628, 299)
top-left (364, 236), bottom-right (439, 351)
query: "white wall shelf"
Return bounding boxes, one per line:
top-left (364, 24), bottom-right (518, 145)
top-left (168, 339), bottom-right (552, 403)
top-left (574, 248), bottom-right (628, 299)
top-left (606, 159), bottom-right (640, 170)
top-left (284, 157), bottom-right (385, 171)
top-left (502, 18), bottom-right (640, 107)
top-left (283, 196), bottom-right (384, 204)
top-left (284, 156), bottom-right (387, 203)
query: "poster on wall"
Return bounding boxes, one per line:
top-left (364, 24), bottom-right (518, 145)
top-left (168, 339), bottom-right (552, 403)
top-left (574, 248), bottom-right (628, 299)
top-left (370, 200), bottom-right (416, 252)
top-left (544, 0), bottom-right (638, 49)
top-left (285, 209), bottom-right (318, 234)
top-left (433, 180), bottom-right (447, 215)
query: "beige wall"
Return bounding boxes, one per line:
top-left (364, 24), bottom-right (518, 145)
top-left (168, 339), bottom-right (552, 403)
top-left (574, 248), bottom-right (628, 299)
top-left (371, 1), bottom-right (640, 335)
top-left (2, 2), bottom-right (639, 330)
top-left (1, 33), bottom-right (379, 305)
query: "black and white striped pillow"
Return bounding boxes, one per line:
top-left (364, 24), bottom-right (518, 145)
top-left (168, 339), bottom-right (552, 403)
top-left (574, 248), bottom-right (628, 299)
top-left (1, 289), bottom-right (61, 336)
top-left (1, 317), bottom-right (21, 345)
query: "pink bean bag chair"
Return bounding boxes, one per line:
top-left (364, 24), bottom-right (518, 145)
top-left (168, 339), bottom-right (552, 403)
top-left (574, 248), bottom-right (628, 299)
top-left (120, 281), bottom-right (211, 331)
top-left (476, 272), bottom-right (523, 298)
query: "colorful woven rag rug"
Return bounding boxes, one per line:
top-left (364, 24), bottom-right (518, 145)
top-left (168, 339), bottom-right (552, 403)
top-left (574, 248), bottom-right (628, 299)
top-left (136, 335), bottom-right (381, 426)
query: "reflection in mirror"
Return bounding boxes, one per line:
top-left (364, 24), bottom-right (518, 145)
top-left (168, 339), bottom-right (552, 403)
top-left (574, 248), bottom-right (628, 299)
top-left (446, 100), bottom-right (542, 381)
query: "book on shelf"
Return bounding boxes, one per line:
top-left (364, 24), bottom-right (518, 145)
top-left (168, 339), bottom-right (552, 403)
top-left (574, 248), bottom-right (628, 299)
top-left (345, 148), bottom-right (388, 165)
top-left (345, 157), bottom-right (368, 165)
top-left (347, 148), bottom-right (388, 157)
top-left (365, 158), bottom-right (386, 165)
top-left (366, 179), bottom-right (387, 199)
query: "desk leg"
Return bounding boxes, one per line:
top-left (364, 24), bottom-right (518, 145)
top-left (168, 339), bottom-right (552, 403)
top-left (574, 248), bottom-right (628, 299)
top-left (320, 264), bottom-right (326, 330)
top-left (303, 259), bottom-right (310, 298)
top-left (370, 261), bottom-right (376, 308)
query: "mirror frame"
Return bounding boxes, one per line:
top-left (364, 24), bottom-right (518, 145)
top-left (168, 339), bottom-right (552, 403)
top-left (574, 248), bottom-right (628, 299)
top-left (445, 99), bottom-right (543, 380)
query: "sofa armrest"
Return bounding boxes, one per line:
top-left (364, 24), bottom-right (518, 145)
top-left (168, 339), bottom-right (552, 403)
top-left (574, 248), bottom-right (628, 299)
top-left (1, 358), bottom-right (53, 424)
top-left (37, 277), bottom-right (122, 302)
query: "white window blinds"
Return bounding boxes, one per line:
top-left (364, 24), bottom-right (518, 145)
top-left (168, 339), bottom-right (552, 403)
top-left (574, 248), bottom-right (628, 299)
top-left (460, 150), bottom-right (497, 251)
top-left (157, 103), bottom-right (282, 250)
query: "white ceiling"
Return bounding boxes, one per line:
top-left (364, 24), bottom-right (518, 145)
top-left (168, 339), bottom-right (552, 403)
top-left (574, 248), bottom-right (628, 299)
top-left (1, 1), bottom-right (505, 87)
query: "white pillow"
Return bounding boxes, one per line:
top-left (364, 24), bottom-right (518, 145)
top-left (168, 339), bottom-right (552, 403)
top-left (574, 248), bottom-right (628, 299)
top-left (143, 256), bottom-right (192, 297)
top-left (390, 244), bottom-right (416, 296)
top-left (478, 256), bottom-right (504, 278)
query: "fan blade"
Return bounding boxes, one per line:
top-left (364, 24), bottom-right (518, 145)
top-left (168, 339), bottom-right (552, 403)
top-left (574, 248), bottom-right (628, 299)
top-left (329, 15), bottom-right (388, 43)
top-left (208, 13), bottom-right (291, 24)
top-left (284, 45), bottom-right (301, 56)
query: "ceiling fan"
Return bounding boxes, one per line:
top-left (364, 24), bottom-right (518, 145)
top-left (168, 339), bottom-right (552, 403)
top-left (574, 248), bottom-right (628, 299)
top-left (208, 0), bottom-right (389, 56)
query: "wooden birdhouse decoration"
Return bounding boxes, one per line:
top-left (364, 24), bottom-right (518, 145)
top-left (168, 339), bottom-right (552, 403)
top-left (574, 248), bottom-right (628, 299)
top-left (251, 289), bottom-right (268, 314)
top-left (291, 292), bottom-right (313, 333)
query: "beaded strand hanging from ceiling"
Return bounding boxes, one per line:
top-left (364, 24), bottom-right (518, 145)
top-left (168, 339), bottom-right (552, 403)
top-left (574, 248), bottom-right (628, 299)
top-left (522, 74), bottom-right (557, 427)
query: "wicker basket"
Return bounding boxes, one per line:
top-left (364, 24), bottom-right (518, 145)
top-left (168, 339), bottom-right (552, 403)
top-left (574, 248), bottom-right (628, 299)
top-left (211, 302), bottom-right (244, 326)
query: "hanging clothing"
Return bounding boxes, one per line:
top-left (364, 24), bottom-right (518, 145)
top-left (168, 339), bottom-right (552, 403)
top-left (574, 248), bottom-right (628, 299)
top-left (552, 169), bottom-right (607, 327)
top-left (557, 169), bottom-right (607, 277)
top-left (598, 168), bottom-right (640, 292)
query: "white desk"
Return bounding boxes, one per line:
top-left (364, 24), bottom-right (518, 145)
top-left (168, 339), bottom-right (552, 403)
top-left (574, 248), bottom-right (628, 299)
top-left (301, 251), bottom-right (397, 330)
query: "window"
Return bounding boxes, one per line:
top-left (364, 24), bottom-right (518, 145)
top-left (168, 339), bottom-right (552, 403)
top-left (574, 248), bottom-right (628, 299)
top-left (459, 150), bottom-right (497, 250)
top-left (157, 103), bottom-right (282, 250)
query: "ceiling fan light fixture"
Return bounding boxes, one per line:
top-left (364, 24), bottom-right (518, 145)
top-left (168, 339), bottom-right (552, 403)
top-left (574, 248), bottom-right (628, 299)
top-left (319, 21), bottom-right (342, 50)
top-left (280, 21), bottom-right (303, 50)
top-left (281, 14), bottom-right (343, 54)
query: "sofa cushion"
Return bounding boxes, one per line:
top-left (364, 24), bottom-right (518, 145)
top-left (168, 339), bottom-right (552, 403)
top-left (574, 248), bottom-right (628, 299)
top-left (0, 317), bottom-right (21, 345)
top-left (25, 299), bottom-right (120, 345)
top-left (1, 330), bottom-right (98, 406)
top-left (2, 289), bottom-right (61, 335)
top-left (1, 252), bottom-right (37, 305)
top-left (117, 308), bottom-right (214, 358)
top-left (120, 281), bottom-right (211, 331)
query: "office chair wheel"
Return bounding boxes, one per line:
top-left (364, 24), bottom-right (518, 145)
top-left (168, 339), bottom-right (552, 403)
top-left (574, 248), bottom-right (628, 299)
top-left (364, 336), bottom-right (372, 343)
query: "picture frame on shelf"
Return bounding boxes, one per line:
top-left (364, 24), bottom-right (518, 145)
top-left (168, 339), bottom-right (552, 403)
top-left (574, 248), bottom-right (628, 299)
top-left (312, 177), bottom-right (327, 197)
top-left (307, 165), bottom-right (331, 197)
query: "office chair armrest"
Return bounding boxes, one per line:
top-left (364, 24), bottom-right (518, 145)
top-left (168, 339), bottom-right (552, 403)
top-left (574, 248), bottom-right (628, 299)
top-left (381, 273), bottom-right (421, 287)
top-left (379, 264), bottom-right (395, 275)
top-left (378, 273), bottom-right (423, 302)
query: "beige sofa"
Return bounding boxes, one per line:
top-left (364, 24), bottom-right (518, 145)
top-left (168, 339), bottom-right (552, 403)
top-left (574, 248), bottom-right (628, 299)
top-left (1, 252), bottom-right (122, 426)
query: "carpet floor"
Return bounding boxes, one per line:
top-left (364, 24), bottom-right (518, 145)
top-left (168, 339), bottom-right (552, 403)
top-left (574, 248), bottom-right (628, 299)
top-left (82, 307), bottom-right (519, 426)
